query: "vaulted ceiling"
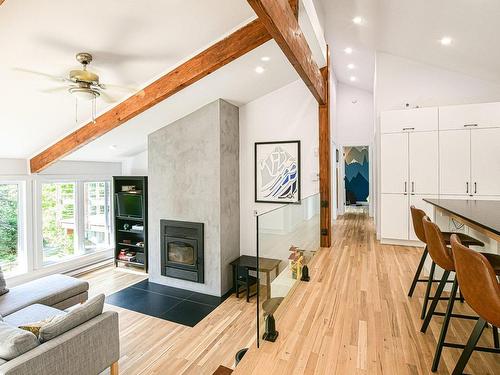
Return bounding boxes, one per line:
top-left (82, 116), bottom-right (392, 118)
top-left (320, 0), bottom-right (500, 92)
top-left (0, 0), bottom-right (265, 159)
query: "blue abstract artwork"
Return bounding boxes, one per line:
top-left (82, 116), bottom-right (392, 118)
top-left (255, 141), bottom-right (301, 203)
top-left (344, 147), bottom-right (369, 205)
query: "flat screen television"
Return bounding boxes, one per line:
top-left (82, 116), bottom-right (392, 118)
top-left (116, 193), bottom-right (143, 218)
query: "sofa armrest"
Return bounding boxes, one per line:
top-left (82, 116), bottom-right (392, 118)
top-left (0, 311), bottom-right (119, 375)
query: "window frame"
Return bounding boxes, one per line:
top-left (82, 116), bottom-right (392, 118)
top-left (0, 179), bottom-right (28, 276)
top-left (34, 176), bottom-right (114, 270)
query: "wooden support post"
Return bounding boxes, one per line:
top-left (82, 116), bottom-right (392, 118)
top-left (319, 46), bottom-right (331, 247)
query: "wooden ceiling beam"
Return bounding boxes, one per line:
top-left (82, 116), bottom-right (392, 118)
top-left (289, 0), bottom-right (299, 19)
top-left (29, 20), bottom-right (272, 173)
top-left (247, 0), bottom-right (326, 105)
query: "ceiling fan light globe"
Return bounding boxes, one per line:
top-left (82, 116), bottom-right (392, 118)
top-left (68, 87), bottom-right (100, 101)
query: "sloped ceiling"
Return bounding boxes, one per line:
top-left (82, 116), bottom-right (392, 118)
top-left (0, 0), bottom-right (257, 159)
top-left (320, 0), bottom-right (500, 92)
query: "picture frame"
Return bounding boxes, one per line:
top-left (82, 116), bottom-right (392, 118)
top-left (254, 140), bottom-right (301, 203)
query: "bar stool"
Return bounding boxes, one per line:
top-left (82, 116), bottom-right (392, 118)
top-left (408, 206), bottom-right (484, 320)
top-left (420, 216), bottom-right (500, 372)
top-left (451, 235), bottom-right (500, 375)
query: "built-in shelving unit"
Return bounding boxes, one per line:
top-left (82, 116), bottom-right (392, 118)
top-left (113, 176), bottom-right (148, 272)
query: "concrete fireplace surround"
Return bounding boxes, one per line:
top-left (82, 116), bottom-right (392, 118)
top-left (148, 99), bottom-right (240, 296)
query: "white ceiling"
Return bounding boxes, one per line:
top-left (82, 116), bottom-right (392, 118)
top-left (0, 0), bottom-right (257, 159)
top-left (320, 0), bottom-right (500, 92)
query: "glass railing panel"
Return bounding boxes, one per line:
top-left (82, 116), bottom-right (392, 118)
top-left (255, 193), bottom-right (320, 347)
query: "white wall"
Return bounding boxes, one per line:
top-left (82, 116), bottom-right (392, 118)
top-left (335, 83), bottom-right (374, 216)
top-left (336, 83), bottom-right (374, 146)
top-left (122, 150), bottom-right (148, 176)
top-left (374, 52), bottom-right (500, 237)
top-left (239, 79), bottom-right (319, 255)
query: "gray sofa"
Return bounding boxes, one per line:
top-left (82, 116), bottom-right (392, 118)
top-left (0, 274), bottom-right (120, 375)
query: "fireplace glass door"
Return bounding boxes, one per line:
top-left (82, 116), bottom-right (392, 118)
top-left (167, 237), bottom-right (197, 267)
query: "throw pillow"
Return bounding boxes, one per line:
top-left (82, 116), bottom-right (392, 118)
top-left (0, 267), bottom-right (8, 296)
top-left (18, 316), bottom-right (60, 337)
top-left (39, 294), bottom-right (104, 342)
top-left (0, 322), bottom-right (39, 360)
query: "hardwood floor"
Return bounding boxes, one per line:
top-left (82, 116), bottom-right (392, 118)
top-left (80, 212), bottom-right (499, 375)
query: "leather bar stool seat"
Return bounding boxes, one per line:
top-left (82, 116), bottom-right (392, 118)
top-left (420, 216), bottom-right (500, 372)
top-left (450, 235), bottom-right (500, 375)
top-left (407, 206), bottom-right (484, 320)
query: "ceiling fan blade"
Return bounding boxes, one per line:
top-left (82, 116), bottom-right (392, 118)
top-left (13, 68), bottom-right (71, 83)
top-left (40, 86), bottom-right (69, 94)
top-left (99, 91), bottom-right (118, 103)
top-left (99, 82), bottom-right (138, 93)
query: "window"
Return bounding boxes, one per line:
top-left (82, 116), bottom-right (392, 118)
top-left (39, 180), bottom-right (112, 267)
top-left (0, 183), bottom-right (23, 275)
top-left (41, 182), bottom-right (77, 265)
top-left (83, 182), bottom-right (111, 253)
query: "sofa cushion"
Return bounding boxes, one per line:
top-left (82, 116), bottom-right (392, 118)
top-left (0, 274), bottom-right (88, 316)
top-left (4, 304), bottom-right (65, 328)
top-left (0, 358), bottom-right (6, 366)
top-left (39, 294), bottom-right (104, 342)
top-left (0, 322), bottom-right (39, 360)
top-left (0, 267), bottom-right (8, 296)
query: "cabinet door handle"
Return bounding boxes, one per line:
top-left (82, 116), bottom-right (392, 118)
top-left (411, 181), bottom-right (415, 194)
top-left (463, 123), bottom-right (478, 127)
top-left (474, 182), bottom-right (477, 194)
top-left (402, 127), bottom-right (415, 131)
top-left (404, 181), bottom-right (407, 195)
top-left (466, 182), bottom-right (469, 194)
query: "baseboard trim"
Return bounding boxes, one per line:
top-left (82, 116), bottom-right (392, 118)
top-left (380, 238), bottom-right (423, 247)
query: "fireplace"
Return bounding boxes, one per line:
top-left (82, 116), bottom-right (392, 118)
top-left (160, 220), bottom-right (204, 283)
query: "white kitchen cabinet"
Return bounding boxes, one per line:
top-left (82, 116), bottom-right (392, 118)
top-left (381, 194), bottom-right (409, 240)
top-left (439, 129), bottom-right (471, 195)
top-left (381, 133), bottom-right (408, 194)
top-left (381, 102), bottom-right (500, 243)
top-left (409, 132), bottom-right (439, 194)
top-left (408, 194), bottom-right (438, 241)
top-left (381, 107), bottom-right (438, 133)
top-left (439, 102), bottom-right (500, 130)
top-left (470, 128), bottom-right (500, 196)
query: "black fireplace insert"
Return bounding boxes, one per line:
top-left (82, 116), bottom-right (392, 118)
top-left (160, 220), bottom-right (204, 283)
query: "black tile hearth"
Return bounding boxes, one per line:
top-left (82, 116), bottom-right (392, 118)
top-left (161, 300), bottom-right (216, 327)
top-left (105, 280), bottom-right (227, 327)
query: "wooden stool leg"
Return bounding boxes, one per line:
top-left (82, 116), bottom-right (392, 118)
top-left (421, 261), bottom-right (436, 319)
top-left (421, 270), bottom-right (450, 333)
top-left (452, 318), bottom-right (487, 375)
top-left (110, 361), bottom-right (119, 375)
top-left (408, 247), bottom-right (428, 297)
top-left (432, 279), bottom-right (458, 372)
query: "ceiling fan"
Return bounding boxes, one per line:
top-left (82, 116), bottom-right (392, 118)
top-left (15, 52), bottom-right (135, 104)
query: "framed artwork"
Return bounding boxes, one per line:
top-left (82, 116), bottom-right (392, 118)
top-left (254, 140), bottom-right (301, 203)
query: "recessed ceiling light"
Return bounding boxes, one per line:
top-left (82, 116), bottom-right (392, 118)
top-left (109, 145), bottom-right (117, 150)
top-left (352, 16), bottom-right (363, 25)
top-left (255, 66), bottom-right (265, 74)
top-left (344, 47), bottom-right (353, 54)
top-left (261, 56), bottom-right (270, 62)
top-left (350, 76), bottom-right (357, 82)
top-left (347, 63), bottom-right (355, 70)
top-left (440, 36), bottom-right (452, 46)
